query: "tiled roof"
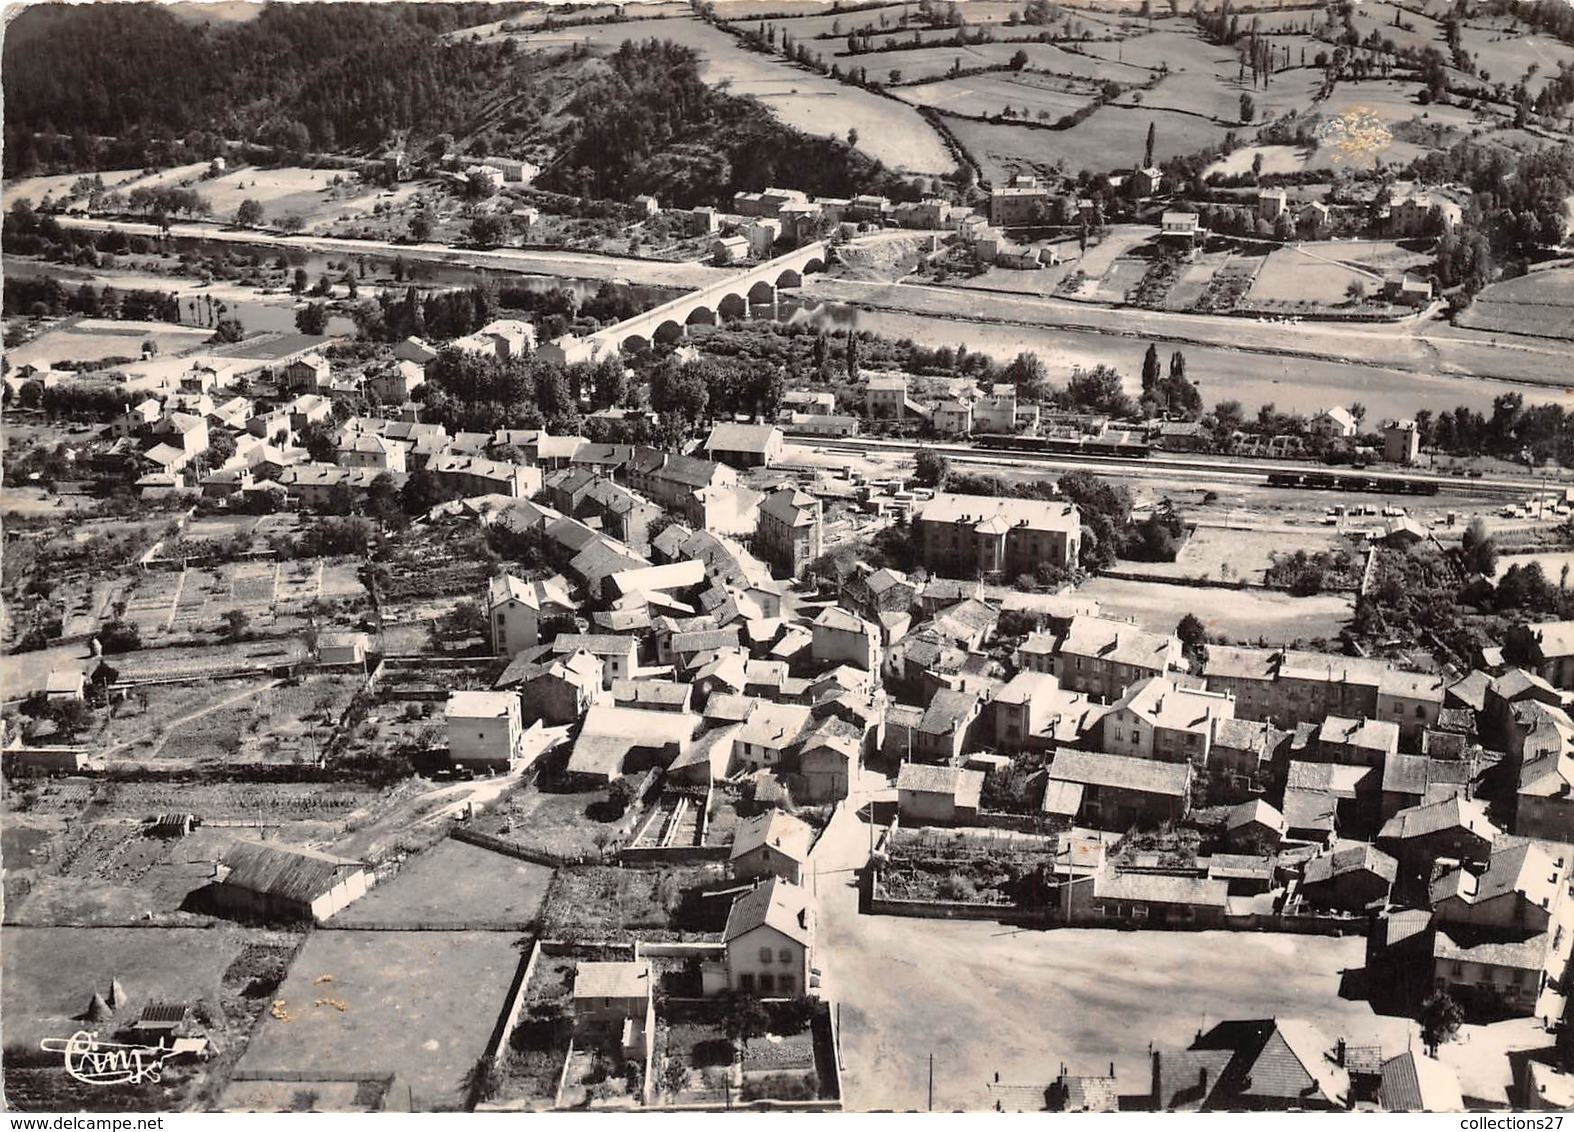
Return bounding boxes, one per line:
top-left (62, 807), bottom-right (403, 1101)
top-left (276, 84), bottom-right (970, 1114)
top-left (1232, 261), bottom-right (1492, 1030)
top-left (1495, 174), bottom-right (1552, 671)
top-left (1379, 1051), bottom-right (1463, 1112)
top-left (1049, 749), bottom-right (1189, 796)
top-left (218, 840), bottom-right (363, 904)
top-left (724, 876), bottom-right (815, 945)
top-left (573, 960), bottom-right (651, 1001)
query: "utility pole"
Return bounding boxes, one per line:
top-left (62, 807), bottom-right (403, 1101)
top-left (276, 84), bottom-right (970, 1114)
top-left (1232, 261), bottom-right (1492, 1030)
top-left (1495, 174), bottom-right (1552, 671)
top-left (928, 1051), bottom-right (934, 1111)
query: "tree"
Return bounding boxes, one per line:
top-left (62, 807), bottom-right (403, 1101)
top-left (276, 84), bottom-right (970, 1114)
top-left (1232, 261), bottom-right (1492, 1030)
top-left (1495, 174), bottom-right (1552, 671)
top-left (469, 214), bottom-right (505, 247)
top-left (295, 302), bottom-right (329, 335)
top-left (278, 213), bottom-right (305, 234)
top-left (1419, 990), bottom-right (1464, 1057)
top-left (1346, 279), bottom-right (1368, 304)
top-left (1461, 516), bottom-right (1498, 577)
top-left (845, 331), bottom-right (861, 380)
top-left (209, 317), bottom-right (246, 344)
top-left (49, 699), bottom-right (94, 743)
top-left (1239, 92), bottom-right (1255, 123)
top-left (292, 267), bottom-right (309, 294)
top-left (235, 198), bottom-right (264, 228)
top-left (1348, 402), bottom-right (1367, 430)
top-left (1140, 344), bottom-right (1161, 395)
top-left (1004, 351), bottom-right (1048, 401)
top-left (1176, 612), bottom-right (1207, 649)
top-left (409, 211), bottom-right (433, 242)
top-left (1009, 48), bottom-right (1030, 70)
top-left (914, 450), bottom-right (950, 487)
top-left (220, 609), bottom-right (252, 642)
top-left (1144, 120), bottom-right (1156, 168)
top-left (98, 619), bottom-right (142, 654)
top-left (722, 993), bottom-right (770, 1049)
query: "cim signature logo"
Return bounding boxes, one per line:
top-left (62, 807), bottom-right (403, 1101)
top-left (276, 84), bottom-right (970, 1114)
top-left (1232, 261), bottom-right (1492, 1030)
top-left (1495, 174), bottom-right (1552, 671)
top-left (39, 1030), bottom-right (168, 1086)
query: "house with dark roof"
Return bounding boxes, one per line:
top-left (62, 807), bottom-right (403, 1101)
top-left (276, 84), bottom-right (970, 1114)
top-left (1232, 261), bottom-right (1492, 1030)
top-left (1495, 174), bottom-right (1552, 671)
top-left (811, 606), bottom-right (882, 674)
top-left (1146, 1018), bottom-right (1352, 1111)
top-left (797, 718), bottom-right (864, 803)
top-left (756, 486), bottom-right (823, 579)
top-left (1315, 715), bottom-right (1399, 768)
top-left (210, 840), bottom-right (369, 922)
top-left (915, 688), bottom-right (983, 763)
top-left (1431, 930), bottom-right (1552, 1018)
top-left (1378, 1051), bottom-right (1463, 1112)
top-left (1378, 794), bottom-right (1499, 895)
top-left (730, 810), bottom-right (815, 884)
top-left (1298, 843), bottom-right (1397, 913)
top-left (1069, 867), bottom-right (1230, 928)
top-left (724, 877), bottom-right (817, 997)
top-left (1430, 840), bottom-right (1566, 939)
top-left (1225, 799), bottom-right (1287, 855)
top-left (1044, 749), bottom-right (1191, 831)
top-left (1380, 752), bottom-right (1475, 819)
top-left (1504, 619), bottom-right (1574, 690)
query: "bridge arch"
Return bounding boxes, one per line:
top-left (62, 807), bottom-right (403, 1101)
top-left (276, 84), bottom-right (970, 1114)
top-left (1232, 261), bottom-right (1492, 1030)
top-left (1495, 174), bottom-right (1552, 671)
top-left (747, 279), bottom-right (776, 304)
top-left (775, 268), bottom-right (803, 289)
top-left (620, 333), bottom-right (651, 354)
top-left (653, 319), bottom-right (685, 344)
top-left (685, 305), bottom-right (717, 327)
top-left (716, 292), bottom-right (748, 321)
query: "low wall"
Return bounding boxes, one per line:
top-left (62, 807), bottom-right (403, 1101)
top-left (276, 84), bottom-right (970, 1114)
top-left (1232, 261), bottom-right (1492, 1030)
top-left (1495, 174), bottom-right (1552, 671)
top-left (451, 826), bottom-right (587, 868)
top-left (486, 940), bottom-right (542, 1069)
top-left (635, 941), bottom-right (726, 960)
top-left (321, 919), bottom-right (536, 932)
top-left (618, 845), bottom-right (731, 866)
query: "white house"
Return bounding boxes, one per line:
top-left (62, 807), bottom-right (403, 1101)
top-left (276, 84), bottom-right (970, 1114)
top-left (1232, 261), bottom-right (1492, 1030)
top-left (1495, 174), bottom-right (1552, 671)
top-left (446, 690), bottom-right (524, 772)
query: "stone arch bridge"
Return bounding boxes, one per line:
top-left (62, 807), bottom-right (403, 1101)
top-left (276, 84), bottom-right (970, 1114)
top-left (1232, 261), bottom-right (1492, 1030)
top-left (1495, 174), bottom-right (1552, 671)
top-left (585, 241), bottom-right (829, 356)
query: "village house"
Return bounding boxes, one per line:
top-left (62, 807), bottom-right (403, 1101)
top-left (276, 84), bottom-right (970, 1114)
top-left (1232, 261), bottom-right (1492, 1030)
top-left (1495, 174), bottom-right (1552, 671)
top-left (896, 762), bottom-right (986, 826)
top-left (210, 840), bottom-right (370, 923)
top-left (811, 606), bottom-right (883, 674)
top-left (1224, 798), bottom-right (1287, 855)
top-left (1431, 931), bottom-right (1550, 1018)
top-left (573, 960), bottom-right (655, 1058)
top-left (628, 448), bottom-right (739, 511)
top-left (1379, 753), bottom-right (1474, 819)
top-left (732, 700), bottom-right (813, 772)
top-left (486, 572), bottom-right (575, 657)
top-left (427, 452), bottom-right (540, 499)
top-left (280, 353), bottom-right (330, 394)
top-left (335, 433), bottom-right (408, 474)
top-left (1503, 621), bottom-right (1574, 690)
top-left (914, 492), bottom-right (1082, 579)
top-left (1379, 1051), bottom-right (1464, 1113)
top-left (1429, 840), bottom-right (1566, 939)
top-left (551, 634), bottom-right (639, 688)
top-left (315, 631), bottom-right (370, 669)
top-left (1101, 676), bottom-right (1235, 765)
top-left (915, 688), bottom-right (983, 763)
top-left (1049, 616), bottom-right (1183, 701)
top-left (703, 422), bottom-right (784, 469)
top-left (365, 359), bottom-right (426, 404)
top-left (724, 877), bottom-right (817, 997)
top-left (507, 650), bottom-right (604, 725)
top-left (446, 690), bottom-right (525, 772)
top-left (1044, 749), bottom-right (1191, 831)
top-left (1147, 1019), bottom-right (1351, 1111)
top-left (797, 720), bottom-right (863, 803)
top-left (756, 487), bottom-right (823, 579)
top-left (730, 810), bottom-right (815, 885)
top-left (1315, 715), bottom-right (1400, 767)
top-left (1298, 843), bottom-right (1398, 913)
top-left (993, 671), bottom-right (1096, 754)
top-left (1208, 718), bottom-right (1280, 801)
top-left (1072, 868), bottom-right (1230, 930)
top-left (1378, 794), bottom-right (1499, 893)
top-left (564, 704), bottom-right (699, 787)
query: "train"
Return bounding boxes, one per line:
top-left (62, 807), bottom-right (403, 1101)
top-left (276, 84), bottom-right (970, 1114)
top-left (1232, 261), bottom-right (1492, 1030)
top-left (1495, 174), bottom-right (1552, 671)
top-left (1265, 470), bottom-right (1439, 496)
top-left (973, 433), bottom-right (1152, 459)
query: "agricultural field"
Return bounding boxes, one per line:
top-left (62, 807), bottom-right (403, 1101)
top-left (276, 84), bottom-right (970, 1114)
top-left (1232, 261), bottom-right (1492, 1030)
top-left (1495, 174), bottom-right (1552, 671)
top-left (1202, 142), bottom-right (1312, 177)
top-left (471, 782), bottom-right (621, 861)
top-left (1457, 265), bottom-right (1574, 341)
top-left (1077, 575), bottom-right (1355, 643)
top-left (3, 318), bottom-right (214, 369)
top-left (943, 104), bottom-right (1234, 182)
top-left (1134, 524), bottom-right (1355, 586)
top-left (233, 929), bottom-right (526, 1112)
top-left (516, 15), bottom-right (954, 172)
top-left (330, 838), bottom-right (554, 929)
top-left (1, 924), bottom-right (298, 1111)
top-left (893, 72), bottom-right (1100, 121)
top-left (1460, 22), bottom-right (1574, 95)
top-left (1245, 244), bottom-right (1380, 307)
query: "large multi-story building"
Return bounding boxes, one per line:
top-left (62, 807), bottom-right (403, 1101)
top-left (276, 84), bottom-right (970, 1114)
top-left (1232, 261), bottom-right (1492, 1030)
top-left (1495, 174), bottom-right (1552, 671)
top-left (756, 487), bottom-right (823, 579)
top-left (1046, 615), bottom-right (1182, 702)
top-left (914, 492), bottom-right (1081, 579)
top-left (1102, 676), bottom-right (1236, 765)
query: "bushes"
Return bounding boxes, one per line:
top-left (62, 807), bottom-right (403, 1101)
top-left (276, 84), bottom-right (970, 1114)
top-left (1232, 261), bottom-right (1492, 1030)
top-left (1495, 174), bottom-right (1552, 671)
top-left (741, 1071), bottom-right (820, 1103)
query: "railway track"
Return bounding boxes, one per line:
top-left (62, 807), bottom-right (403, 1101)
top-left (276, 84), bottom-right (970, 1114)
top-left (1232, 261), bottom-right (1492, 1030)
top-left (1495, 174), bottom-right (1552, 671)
top-left (792, 436), bottom-right (1549, 498)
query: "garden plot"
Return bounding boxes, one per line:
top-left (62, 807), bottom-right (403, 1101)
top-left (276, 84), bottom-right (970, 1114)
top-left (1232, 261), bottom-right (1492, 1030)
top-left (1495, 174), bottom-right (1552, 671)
top-left (275, 559), bottom-right (325, 606)
top-left (120, 570), bottom-right (182, 635)
top-left (1458, 266), bottom-right (1574, 341)
top-left (1087, 256), bottom-right (1151, 304)
top-left (539, 864), bottom-right (726, 937)
top-left (234, 930), bottom-right (525, 1113)
top-left (894, 72), bottom-right (1099, 120)
top-left (319, 561), bottom-right (367, 600)
top-left (1076, 576), bottom-right (1354, 643)
top-left (1135, 524), bottom-right (1351, 586)
top-left (4, 319), bottom-right (214, 369)
top-left (232, 560), bottom-right (280, 604)
top-left (1163, 255), bottom-right (1227, 310)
